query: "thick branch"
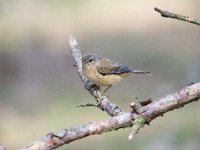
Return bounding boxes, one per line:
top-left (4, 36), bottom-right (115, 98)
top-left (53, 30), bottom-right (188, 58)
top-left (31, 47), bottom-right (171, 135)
top-left (154, 7), bottom-right (200, 26)
top-left (21, 82), bottom-right (200, 150)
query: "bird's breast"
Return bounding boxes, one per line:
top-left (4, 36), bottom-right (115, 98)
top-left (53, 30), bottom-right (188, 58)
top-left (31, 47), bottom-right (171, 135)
top-left (83, 65), bottom-right (123, 86)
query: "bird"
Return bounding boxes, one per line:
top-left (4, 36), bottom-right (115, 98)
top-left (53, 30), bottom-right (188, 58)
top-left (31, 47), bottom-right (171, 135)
top-left (82, 53), bottom-right (150, 93)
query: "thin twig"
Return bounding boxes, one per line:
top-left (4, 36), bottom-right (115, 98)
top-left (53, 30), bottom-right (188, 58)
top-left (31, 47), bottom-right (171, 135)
top-left (76, 103), bottom-right (97, 108)
top-left (154, 7), bottom-right (200, 26)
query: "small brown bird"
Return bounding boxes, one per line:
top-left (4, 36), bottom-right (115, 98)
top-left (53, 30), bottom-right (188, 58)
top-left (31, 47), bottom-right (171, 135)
top-left (82, 53), bottom-right (150, 93)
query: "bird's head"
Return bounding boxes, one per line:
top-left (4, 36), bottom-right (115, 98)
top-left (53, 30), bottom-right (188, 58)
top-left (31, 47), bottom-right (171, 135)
top-left (82, 53), bottom-right (101, 66)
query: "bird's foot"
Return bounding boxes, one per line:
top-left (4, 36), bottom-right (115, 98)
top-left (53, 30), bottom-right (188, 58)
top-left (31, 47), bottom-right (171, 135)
top-left (102, 85), bottom-right (112, 94)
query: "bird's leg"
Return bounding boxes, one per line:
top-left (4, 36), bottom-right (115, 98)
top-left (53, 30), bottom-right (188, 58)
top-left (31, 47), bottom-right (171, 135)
top-left (102, 85), bottom-right (112, 94)
top-left (90, 84), bottom-right (100, 91)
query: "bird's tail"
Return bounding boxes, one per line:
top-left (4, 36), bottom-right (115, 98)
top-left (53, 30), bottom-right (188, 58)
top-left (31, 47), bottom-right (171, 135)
top-left (133, 70), bottom-right (151, 76)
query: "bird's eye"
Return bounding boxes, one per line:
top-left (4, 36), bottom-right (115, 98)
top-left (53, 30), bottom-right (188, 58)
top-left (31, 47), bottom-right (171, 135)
top-left (89, 58), bottom-right (93, 62)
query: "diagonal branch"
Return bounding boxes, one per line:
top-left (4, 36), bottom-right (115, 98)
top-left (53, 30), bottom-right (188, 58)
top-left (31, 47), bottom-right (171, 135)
top-left (154, 7), bottom-right (200, 26)
top-left (69, 35), bottom-right (124, 117)
top-left (21, 82), bottom-right (200, 150)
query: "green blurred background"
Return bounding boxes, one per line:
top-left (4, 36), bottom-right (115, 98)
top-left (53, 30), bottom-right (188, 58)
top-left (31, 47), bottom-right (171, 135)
top-left (0, 0), bottom-right (200, 149)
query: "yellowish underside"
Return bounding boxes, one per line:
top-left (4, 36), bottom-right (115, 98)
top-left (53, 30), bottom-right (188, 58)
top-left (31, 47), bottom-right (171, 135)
top-left (83, 65), bottom-right (132, 86)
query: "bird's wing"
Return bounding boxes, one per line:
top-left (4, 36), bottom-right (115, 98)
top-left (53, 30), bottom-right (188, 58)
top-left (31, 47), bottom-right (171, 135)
top-left (96, 59), bottom-right (132, 75)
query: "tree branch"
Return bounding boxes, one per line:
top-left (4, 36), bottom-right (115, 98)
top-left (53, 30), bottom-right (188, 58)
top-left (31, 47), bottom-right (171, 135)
top-left (69, 35), bottom-right (124, 117)
top-left (21, 82), bottom-right (200, 150)
top-left (21, 35), bottom-right (200, 150)
top-left (154, 7), bottom-right (200, 26)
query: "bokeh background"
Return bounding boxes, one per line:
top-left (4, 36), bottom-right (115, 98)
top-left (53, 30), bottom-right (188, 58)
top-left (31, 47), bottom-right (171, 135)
top-left (0, 0), bottom-right (200, 149)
